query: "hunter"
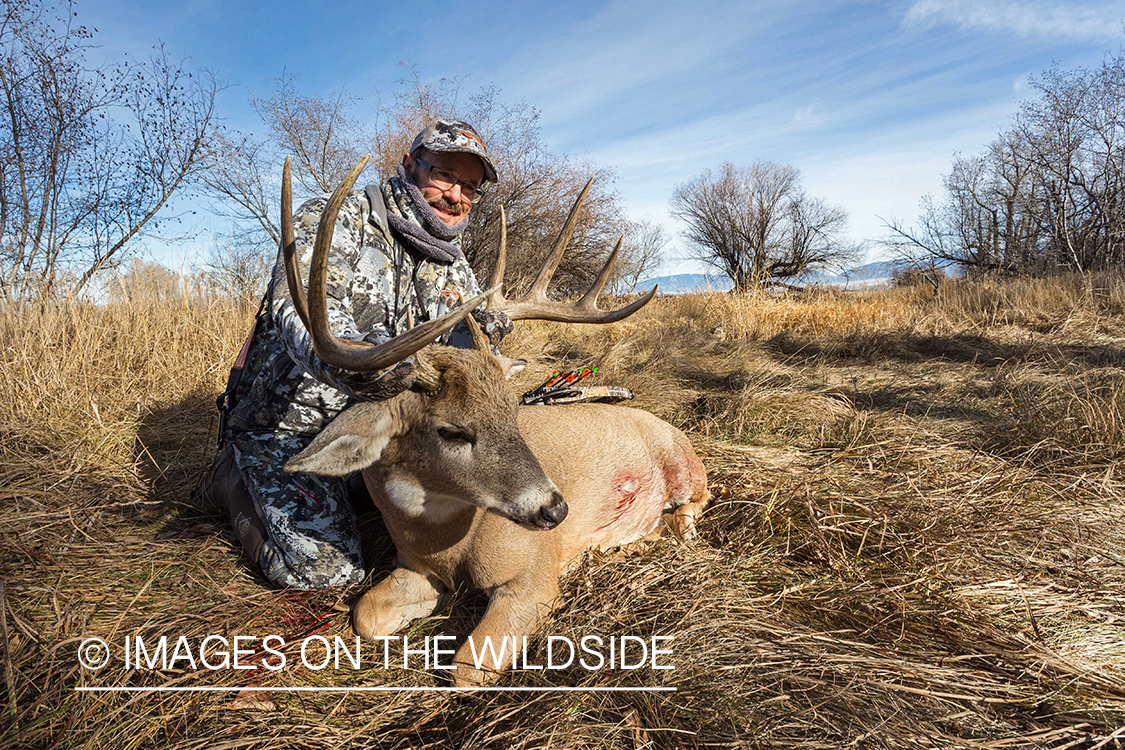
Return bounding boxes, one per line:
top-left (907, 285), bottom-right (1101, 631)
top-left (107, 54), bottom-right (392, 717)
top-left (195, 119), bottom-right (511, 588)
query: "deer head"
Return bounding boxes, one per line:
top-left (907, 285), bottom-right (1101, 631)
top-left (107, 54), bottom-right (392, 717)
top-left (285, 344), bottom-right (569, 529)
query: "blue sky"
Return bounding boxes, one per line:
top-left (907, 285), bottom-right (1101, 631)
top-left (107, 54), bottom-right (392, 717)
top-left (77, 0), bottom-right (1124, 275)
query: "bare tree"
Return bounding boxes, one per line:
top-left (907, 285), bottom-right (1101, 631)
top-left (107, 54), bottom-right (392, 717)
top-left (670, 161), bottom-right (852, 291)
top-left (1017, 54), bottom-right (1125, 273)
top-left (252, 73), bottom-right (368, 196)
top-left (199, 130), bottom-right (280, 245)
top-left (368, 67), bottom-right (464, 178)
top-left (371, 77), bottom-right (631, 297)
top-left (72, 49), bottom-right (218, 293)
top-left (780, 193), bottom-right (850, 278)
top-left (881, 196), bottom-right (956, 293)
top-left (364, 72), bottom-right (629, 294)
top-left (200, 72), bottom-right (372, 250)
top-left (200, 241), bottom-right (271, 306)
top-left (201, 72), bottom-right (631, 298)
top-left (0, 0), bottom-right (218, 301)
top-left (885, 46), bottom-right (1125, 277)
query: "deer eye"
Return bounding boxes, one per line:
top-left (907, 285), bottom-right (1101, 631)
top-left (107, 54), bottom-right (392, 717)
top-left (437, 426), bottom-right (475, 445)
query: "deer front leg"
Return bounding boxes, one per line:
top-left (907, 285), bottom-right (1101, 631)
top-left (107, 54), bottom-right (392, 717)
top-left (452, 578), bottom-right (560, 687)
top-left (352, 566), bottom-right (447, 641)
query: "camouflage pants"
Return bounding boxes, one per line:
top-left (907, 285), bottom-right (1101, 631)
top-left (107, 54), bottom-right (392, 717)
top-left (230, 430), bottom-right (365, 588)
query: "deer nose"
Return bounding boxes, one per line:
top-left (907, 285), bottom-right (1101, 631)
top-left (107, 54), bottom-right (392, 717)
top-left (539, 493), bottom-right (568, 528)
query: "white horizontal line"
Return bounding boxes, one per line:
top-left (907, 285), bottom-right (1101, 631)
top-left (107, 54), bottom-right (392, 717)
top-left (76, 686), bottom-right (676, 693)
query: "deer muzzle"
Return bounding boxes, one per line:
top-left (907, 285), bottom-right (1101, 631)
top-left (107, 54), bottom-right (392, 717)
top-left (507, 489), bottom-right (568, 531)
top-left (536, 491), bottom-right (569, 529)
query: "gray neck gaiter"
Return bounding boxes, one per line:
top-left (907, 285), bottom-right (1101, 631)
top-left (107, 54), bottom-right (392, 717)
top-left (385, 165), bottom-right (467, 263)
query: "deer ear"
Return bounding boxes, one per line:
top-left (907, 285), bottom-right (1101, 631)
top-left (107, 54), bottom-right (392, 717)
top-left (498, 356), bottom-right (526, 380)
top-left (285, 403), bottom-right (397, 476)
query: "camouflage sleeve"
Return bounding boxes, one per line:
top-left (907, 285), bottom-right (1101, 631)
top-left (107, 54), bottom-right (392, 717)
top-left (448, 253), bottom-right (482, 298)
top-left (269, 190), bottom-right (415, 401)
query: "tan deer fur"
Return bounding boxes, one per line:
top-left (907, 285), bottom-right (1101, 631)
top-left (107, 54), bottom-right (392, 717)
top-left (285, 346), bottom-right (709, 686)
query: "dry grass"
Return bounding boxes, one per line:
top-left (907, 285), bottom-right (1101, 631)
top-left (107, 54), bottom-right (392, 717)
top-left (1, 273), bottom-right (1123, 749)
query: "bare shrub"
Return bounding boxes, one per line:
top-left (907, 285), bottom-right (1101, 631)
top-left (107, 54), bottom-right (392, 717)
top-left (199, 242), bottom-right (272, 307)
top-left (893, 265), bottom-right (946, 288)
top-left (108, 259), bottom-right (185, 305)
top-left (671, 161), bottom-right (854, 291)
top-left (0, 0), bottom-right (219, 300)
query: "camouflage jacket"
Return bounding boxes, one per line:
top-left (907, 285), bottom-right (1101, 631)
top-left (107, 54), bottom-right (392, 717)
top-left (226, 178), bottom-right (482, 437)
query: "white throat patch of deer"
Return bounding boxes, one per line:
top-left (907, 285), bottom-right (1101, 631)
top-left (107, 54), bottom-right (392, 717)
top-left (280, 156), bottom-right (708, 686)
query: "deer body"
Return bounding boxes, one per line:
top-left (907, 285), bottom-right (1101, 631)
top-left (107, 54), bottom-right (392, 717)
top-left (372, 403), bottom-right (706, 582)
top-left (286, 348), bottom-right (708, 685)
top-left (521, 404), bottom-right (707, 558)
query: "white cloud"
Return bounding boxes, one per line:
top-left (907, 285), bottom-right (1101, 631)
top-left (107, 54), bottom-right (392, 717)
top-left (792, 101), bottom-right (819, 127)
top-left (496, 0), bottom-right (793, 137)
top-left (904, 0), bottom-right (1121, 41)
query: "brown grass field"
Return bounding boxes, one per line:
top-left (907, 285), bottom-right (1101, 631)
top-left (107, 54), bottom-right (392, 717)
top-left (1, 274), bottom-right (1123, 749)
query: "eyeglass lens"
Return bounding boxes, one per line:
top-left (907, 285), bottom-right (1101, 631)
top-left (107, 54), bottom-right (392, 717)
top-left (418, 158), bottom-right (483, 201)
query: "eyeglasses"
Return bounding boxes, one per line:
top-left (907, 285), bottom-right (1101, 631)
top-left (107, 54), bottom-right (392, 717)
top-left (413, 156), bottom-right (485, 203)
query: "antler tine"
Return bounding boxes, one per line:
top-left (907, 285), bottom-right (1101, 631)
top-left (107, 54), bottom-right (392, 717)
top-left (306, 155), bottom-right (372, 360)
top-left (578, 235), bottom-right (624, 309)
top-left (485, 179), bottom-right (658, 324)
top-left (464, 312), bottom-right (493, 351)
top-left (281, 156), bottom-right (312, 333)
top-left (289, 154), bottom-right (500, 372)
top-left (486, 204), bottom-right (508, 311)
top-left (525, 178), bottom-right (593, 302)
top-left (572, 236), bottom-right (661, 322)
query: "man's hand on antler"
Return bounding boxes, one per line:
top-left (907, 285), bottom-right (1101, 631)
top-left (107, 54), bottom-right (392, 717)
top-left (471, 310), bottom-right (513, 351)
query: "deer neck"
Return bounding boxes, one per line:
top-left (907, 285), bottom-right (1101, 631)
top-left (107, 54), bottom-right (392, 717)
top-left (369, 468), bottom-right (480, 554)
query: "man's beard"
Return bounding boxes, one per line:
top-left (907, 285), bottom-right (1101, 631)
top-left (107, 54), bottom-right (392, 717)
top-left (429, 197), bottom-right (465, 219)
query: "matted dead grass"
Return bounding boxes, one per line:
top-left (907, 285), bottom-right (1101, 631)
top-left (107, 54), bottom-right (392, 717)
top-left (1, 273), bottom-right (1123, 749)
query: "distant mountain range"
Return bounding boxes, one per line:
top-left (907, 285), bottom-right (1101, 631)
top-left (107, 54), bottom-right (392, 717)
top-left (636, 260), bottom-right (947, 294)
top-left (635, 273), bottom-right (733, 294)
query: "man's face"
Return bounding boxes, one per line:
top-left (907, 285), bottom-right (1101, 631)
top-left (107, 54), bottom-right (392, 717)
top-left (403, 149), bottom-right (485, 227)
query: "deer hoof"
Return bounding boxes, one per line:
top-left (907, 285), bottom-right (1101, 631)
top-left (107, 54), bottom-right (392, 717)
top-left (351, 593), bottom-right (396, 641)
top-left (673, 503), bottom-right (701, 540)
top-left (453, 662), bottom-right (503, 688)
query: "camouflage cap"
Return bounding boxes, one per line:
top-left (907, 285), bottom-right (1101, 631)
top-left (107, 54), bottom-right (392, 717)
top-left (409, 119), bottom-right (498, 183)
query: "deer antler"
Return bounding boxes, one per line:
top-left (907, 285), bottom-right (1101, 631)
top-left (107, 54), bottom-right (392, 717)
top-left (281, 157), bottom-right (311, 334)
top-left (281, 155), bottom-right (497, 374)
top-left (487, 179), bottom-right (658, 323)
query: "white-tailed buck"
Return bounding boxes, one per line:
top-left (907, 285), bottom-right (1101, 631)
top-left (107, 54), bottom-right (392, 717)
top-left (280, 157), bottom-right (709, 686)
